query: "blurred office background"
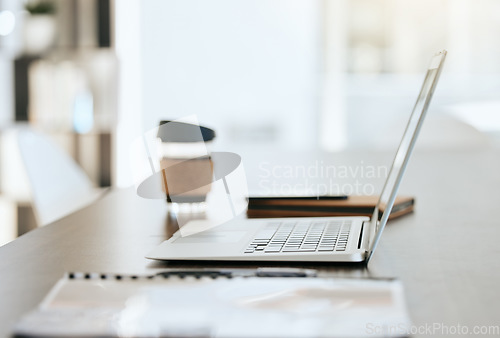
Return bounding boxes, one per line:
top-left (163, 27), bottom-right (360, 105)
top-left (1, 0), bottom-right (499, 245)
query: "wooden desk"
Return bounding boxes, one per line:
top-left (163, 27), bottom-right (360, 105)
top-left (1, 148), bottom-right (499, 337)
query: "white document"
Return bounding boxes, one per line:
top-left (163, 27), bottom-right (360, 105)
top-left (15, 274), bottom-right (411, 337)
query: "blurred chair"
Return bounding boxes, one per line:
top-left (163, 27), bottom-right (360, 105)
top-left (1, 125), bottom-right (105, 227)
top-left (416, 114), bottom-right (492, 149)
top-left (367, 113), bottom-right (492, 150)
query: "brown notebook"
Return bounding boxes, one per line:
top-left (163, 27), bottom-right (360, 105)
top-left (247, 195), bottom-right (414, 220)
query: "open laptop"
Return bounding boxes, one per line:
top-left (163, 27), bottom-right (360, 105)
top-left (147, 50), bottom-right (447, 264)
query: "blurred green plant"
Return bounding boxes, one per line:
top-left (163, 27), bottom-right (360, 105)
top-left (25, 1), bottom-right (56, 15)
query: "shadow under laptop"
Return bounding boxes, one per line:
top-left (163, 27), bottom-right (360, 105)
top-left (147, 259), bottom-right (372, 279)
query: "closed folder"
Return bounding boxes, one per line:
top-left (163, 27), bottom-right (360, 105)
top-left (247, 195), bottom-right (414, 220)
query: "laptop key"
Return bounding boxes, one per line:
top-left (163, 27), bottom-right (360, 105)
top-left (282, 247), bottom-right (301, 252)
top-left (244, 219), bottom-right (351, 254)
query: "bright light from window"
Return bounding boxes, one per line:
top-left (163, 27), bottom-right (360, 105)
top-left (0, 11), bottom-right (16, 37)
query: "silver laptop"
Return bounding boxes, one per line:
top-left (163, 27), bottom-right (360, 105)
top-left (147, 50), bottom-right (447, 264)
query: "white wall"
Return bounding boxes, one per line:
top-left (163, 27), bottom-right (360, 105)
top-left (114, 0), bottom-right (143, 187)
top-left (140, 0), bottom-right (321, 150)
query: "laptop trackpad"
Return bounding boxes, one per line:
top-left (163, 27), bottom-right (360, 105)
top-left (173, 231), bottom-right (246, 244)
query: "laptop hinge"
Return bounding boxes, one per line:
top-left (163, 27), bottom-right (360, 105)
top-left (359, 220), bottom-right (371, 250)
top-left (357, 222), bottom-right (365, 249)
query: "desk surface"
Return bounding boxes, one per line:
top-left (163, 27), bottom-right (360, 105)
top-left (1, 148), bottom-right (500, 337)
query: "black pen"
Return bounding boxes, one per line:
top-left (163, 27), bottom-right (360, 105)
top-left (248, 195), bottom-right (348, 201)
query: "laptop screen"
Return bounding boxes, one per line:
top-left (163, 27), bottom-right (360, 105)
top-left (366, 51), bottom-right (447, 261)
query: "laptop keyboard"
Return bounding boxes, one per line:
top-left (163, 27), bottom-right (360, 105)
top-left (244, 220), bottom-right (351, 254)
